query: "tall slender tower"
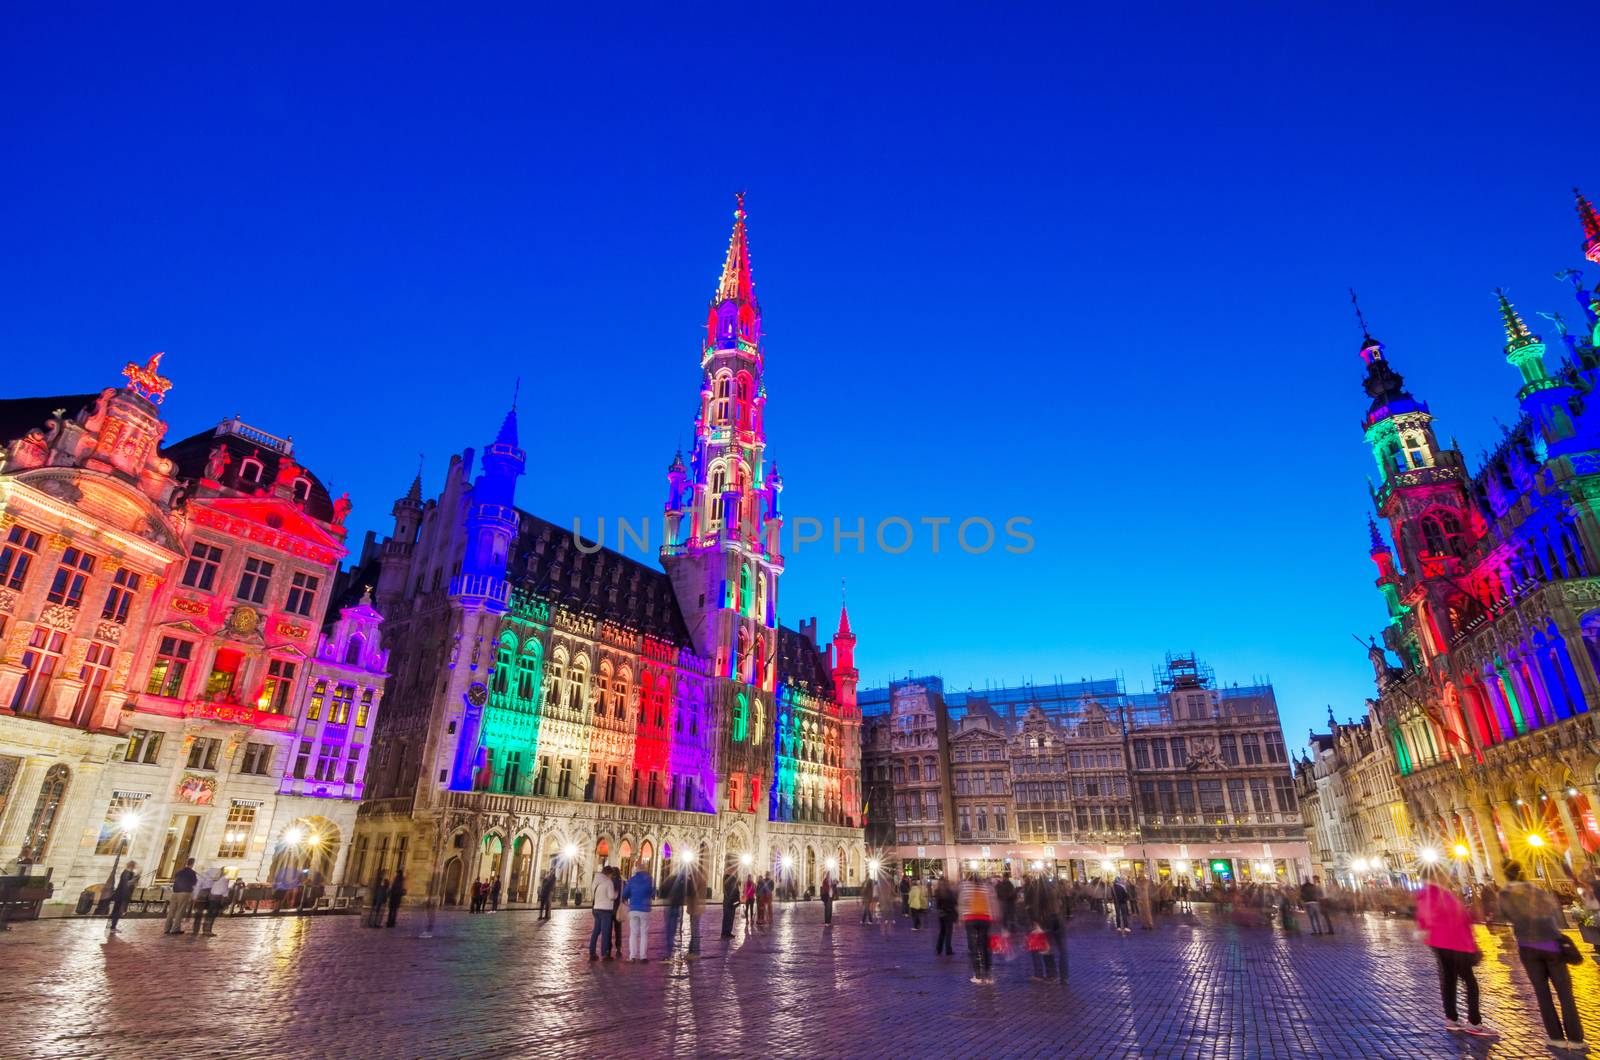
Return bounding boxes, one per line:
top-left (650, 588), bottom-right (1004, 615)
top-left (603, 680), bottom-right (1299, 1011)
top-left (1358, 324), bottom-right (1476, 669)
top-left (664, 196), bottom-right (784, 802)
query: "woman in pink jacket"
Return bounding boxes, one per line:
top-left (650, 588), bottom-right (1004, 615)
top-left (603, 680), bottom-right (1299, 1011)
top-left (1415, 880), bottom-right (1492, 1036)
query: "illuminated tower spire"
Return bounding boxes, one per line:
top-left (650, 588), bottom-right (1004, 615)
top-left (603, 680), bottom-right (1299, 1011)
top-left (665, 195), bottom-right (784, 805)
top-left (1368, 516), bottom-right (1403, 623)
top-left (1578, 188), bottom-right (1600, 265)
top-left (831, 587), bottom-right (858, 714)
top-left (1496, 288), bottom-right (1556, 400)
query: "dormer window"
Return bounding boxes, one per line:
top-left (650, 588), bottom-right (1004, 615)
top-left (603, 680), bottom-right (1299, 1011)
top-left (292, 477), bottom-right (311, 502)
top-left (239, 458), bottom-right (264, 485)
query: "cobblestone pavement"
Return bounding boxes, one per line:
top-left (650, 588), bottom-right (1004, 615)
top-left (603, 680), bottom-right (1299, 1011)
top-left (7, 899), bottom-right (1600, 1058)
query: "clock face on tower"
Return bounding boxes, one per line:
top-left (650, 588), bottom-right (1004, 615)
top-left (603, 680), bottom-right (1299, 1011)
top-left (466, 682), bottom-right (488, 707)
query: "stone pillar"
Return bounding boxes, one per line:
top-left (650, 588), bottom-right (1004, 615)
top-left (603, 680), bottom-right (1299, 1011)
top-left (1550, 794), bottom-right (1584, 873)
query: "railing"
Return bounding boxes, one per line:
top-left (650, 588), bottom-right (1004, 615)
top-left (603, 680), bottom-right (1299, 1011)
top-left (449, 573), bottom-right (510, 607)
top-left (216, 416), bottom-right (292, 454)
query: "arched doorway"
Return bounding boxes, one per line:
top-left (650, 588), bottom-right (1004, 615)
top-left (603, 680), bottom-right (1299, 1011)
top-left (482, 834), bottom-right (505, 887)
top-left (510, 836), bottom-right (533, 903)
top-left (442, 856), bottom-right (464, 905)
top-left (637, 840), bottom-right (654, 881)
top-left (619, 838), bottom-right (634, 878)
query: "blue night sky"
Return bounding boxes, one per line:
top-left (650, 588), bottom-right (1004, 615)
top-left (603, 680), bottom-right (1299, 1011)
top-left (4, 5), bottom-right (1598, 753)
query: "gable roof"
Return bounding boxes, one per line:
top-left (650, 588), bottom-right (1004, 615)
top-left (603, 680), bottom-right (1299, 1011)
top-left (507, 509), bottom-right (692, 645)
top-left (162, 428), bottom-right (338, 523)
top-left (777, 624), bottom-right (832, 691)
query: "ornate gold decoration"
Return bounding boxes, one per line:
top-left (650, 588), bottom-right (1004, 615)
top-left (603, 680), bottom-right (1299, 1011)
top-left (172, 598), bottom-right (208, 616)
top-left (275, 621), bottom-right (308, 641)
top-left (226, 606), bottom-right (260, 636)
top-left (121, 352), bottom-right (173, 404)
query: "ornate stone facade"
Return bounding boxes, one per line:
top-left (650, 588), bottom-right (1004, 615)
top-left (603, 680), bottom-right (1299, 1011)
top-left (1357, 192), bottom-right (1600, 885)
top-left (351, 202), bottom-right (864, 904)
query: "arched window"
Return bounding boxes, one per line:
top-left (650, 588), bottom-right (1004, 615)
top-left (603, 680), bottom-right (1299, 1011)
top-left (546, 651), bottom-right (567, 707)
top-left (1403, 433), bottom-right (1429, 468)
top-left (517, 640), bottom-right (543, 706)
top-left (21, 764), bottom-right (69, 863)
top-left (615, 668), bottom-right (631, 719)
top-left (597, 661), bottom-right (613, 721)
top-left (734, 373), bottom-right (752, 428)
top-left (1420, 510), bottom-right (1464, 557)
top-left (752, 699), bottom-right (765, 745)
top-left (292, 477), bottom-right (311, 502)
top-left (239, 458), bottom-right (264, 484)
top-left (739, 564), bottom-right (751, 613)
top-left (733, 694), bottom-right (749, 742)
top-left (491, 634), bottom-right (515, 696)
top-left (568, 657), bottom-right (589, 714)
top-left (346, 634), bottom-right (366, 668)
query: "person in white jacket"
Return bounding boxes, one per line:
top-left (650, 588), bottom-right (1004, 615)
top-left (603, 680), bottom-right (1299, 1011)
top-left (589, 867), bottom-right (619, 961)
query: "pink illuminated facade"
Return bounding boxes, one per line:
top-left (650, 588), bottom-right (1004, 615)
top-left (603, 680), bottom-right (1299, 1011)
top-left (0, 360), bottom-right (385, 905)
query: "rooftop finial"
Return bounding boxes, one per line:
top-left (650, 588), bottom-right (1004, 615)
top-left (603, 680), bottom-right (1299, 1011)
top-left (1367, 515), bottom-right (1386, 552)
top-left (1351, 288), bottom-right (1373, 342)
top-left (512, 376), bottom-right (521, 412)
top-left (1496, 287), bottom-right (1539, 351)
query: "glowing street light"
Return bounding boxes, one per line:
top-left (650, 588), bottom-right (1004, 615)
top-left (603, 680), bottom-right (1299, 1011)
top-left (563, 843), bottom-right (578, 860)
top-left (1100, 860), bottom-right (1115, 874)
top-left (1419, 847), bottom-right (1439, 865)
top-left (1452, 843), bottom-right (1470, 859)
top-left (1526, 832), bottom-right (1546, 848)
top-left (780, 854), bottom-right (794, 872)
top-left (285, 825), bottom-right (306, 847)
top-left (1351, 858), bottom-right (1369, 873)
top-left (1173, 860), bottom-right (1189, 874)
top-left (866, 858), bottom-right (880, 876)
top-left (739, 853), bottom-right (752, 868)
top-left (305, 832), bottom-right (322, 849)
top-left (825, 858), bottom-right (838, 873)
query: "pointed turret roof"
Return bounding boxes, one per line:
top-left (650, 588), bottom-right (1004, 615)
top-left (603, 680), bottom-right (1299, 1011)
top-left (494, 381), bottom-right (520, 450)
top-left (837, 602), bottom-right (853, 639)
top-left (1367, 515), bottom-right (1387, 553)
top-left (1496, 288), bottom-right (1541, 353)
top-left (714, 193), bottom-right (757, 307)
top-left (1578, 187), bottom-right (1600, 264)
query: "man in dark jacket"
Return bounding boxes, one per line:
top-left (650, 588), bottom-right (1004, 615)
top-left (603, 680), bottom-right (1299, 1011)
top-left (538, 872), bottom-right (556, 920)
top-left (386, 870), bottom-right (406, 928)
top-left (821, 872), bottom-right (835, 927)
top-left (108, 863), bottom-right (138, 933)
top-left (996, 872), bottom-right (1018, 932)
top-left (166, 858), bottom-right (197, 935)
top-left (720, 868), bottom-right (739, 938)
top-left (368, 875), bottom-right (389, 927)
top-left (662, 871), bottom-right (688, 959)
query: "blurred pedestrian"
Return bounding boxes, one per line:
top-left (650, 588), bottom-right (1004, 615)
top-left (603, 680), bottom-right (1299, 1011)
top-left (1500, 860), bottom-right (1584, 1050)
top-left (368, 874), bottom-right (389, 928)
top-left (958, 872), bottom-right (998, 984)
top-left (1415, 875), bottom-right (1490, 1036)
top-left (908, 876), bottom-right (927, 931)
top-left (165, 858), bottom-right (197, 935)
top-left (1136, 875), bottom-right (1154, 930)
top-left (202, 870), bottom-right (229, 935)
top-left (663, 868), bottom-right (687, 959)
top-left (1111, 876), bottom-right (1132, 934)
top-left (899, 875), bottom-right (912, 917)
top-left (860, 875), bottom-right (876, 925)
top-left (934, 876), bottom-right (957, 956)
top-left (589, 865), bottom-right (617, 961)
top-left (996, 872), bottom-right (1017, 932)
top-left (538, 871), bottom-right (556, 920)
top-left (721, 866), bottom-right (740, 938)
top-left (108, 862), bottom-right (137, 933)
top-left (489, 876), bottom-right (501, 913)
top-left (820, 871), bottom-right (835, 927)
top-left (386, 869), bottom-right (406, 928)
top-left (686, 866), bottom-right (704, 959)
top-left (620, 864), bottom-right (655, 963)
